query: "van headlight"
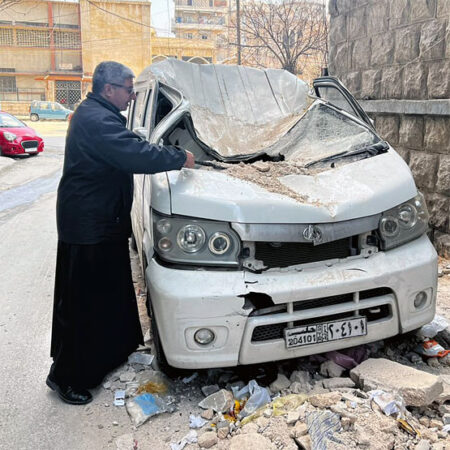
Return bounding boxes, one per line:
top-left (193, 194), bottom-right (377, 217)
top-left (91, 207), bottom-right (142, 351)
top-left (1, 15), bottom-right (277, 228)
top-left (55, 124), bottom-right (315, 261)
top-left (378, 192), bottom-right (429, 250)
top-left (152, 211), bottom-right (241, 267)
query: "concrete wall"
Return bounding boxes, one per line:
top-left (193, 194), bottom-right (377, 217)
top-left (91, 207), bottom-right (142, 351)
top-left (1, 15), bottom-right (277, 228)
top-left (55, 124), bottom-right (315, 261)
top-left (328, 0), bottom-right (450, 256)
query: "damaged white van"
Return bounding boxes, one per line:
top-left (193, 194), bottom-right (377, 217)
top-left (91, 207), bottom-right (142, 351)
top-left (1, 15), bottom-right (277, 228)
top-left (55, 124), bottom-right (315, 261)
top-left (129, 59), bottom-right (437, 370)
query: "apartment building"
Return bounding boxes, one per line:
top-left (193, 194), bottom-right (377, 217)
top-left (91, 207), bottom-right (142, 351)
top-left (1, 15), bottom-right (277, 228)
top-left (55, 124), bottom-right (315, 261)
top-left (173, 0), bottom-right (229, 62)
top-left (0, 0), bottom-right (151, 109)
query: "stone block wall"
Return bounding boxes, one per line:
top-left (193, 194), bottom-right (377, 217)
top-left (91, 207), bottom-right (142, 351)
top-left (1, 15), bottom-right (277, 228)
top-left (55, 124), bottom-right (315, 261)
top-left (328, 0), bottom-right (450, 256)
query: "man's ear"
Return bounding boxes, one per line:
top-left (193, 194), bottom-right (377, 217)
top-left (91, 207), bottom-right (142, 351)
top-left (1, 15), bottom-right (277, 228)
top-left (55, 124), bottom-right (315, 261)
top-left (102, 84), bottom-right (114, 98)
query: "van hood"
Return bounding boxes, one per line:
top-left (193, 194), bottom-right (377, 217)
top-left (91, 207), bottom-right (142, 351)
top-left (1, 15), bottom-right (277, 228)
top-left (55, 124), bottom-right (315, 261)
top-left (167, 150), bottom-right (417, 223)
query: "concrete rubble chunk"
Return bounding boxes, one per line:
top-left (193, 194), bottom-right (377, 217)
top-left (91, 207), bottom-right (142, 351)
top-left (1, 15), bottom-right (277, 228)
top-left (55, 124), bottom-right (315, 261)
top-left (286, 410), bottom-right (301, 424)
top-left (269, 373), bottom-right (291, 393)
top-left (308, 391), bottom-right (342, 408)
top-left (290, 370), bottom-right (312, 385)
top-left (198, 431), bottom-right (218, 449)
top-left (198, 389), bottom-right (234, 413)
top-left (229, 433), bottom-right (276, 450)
top-left (295, 434), bottom-right (312, 450)
top-left (201, 409), bottom-right (214, 420)
top-left (128, 352), bottom-right (154, 366)
top-left (350, 358), bottom-right (443, 406)
top-left (201, 384), bottom-right (220, 397)
top-left (320, 360), bottom-right (345, 378)
top-left (290, 421), bottom-right (308, 438)
top-left (415, 439), bottom-right (431, 450)
top-left (322, 377), bottom-right (356, 390)
top-left (443, 413), bottom-right (450, 425)
top-left (217, 426), bottom-right (229, 439)
top-left (119, 371), bottom-right (136, 383)
top-left (436, 375), bottom-right (450, 404)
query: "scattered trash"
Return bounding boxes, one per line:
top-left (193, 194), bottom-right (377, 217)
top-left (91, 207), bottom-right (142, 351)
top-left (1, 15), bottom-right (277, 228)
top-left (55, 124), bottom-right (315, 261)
top-left (189, 414), bottom-right (208, 429)
top-left (419, 315), bottom-right (449, 339)
top-left (135, 371), bottom-right (169, 395)
top-left (170, 430), bottom-right (198, 450)
top-left (114, 390), bottom-right (126, 407)
top-left (238, 380), bottom-right (271, 419)
top-left (417, 339), bottom-right (450, 358)
top-left (307, 410), bottom-right (342, 450)
top-left (128, 352), bottom-right (155, 366)
top-left (182, 372), bottom-right (198, 384)
top-left (397, 418), bottom-right (421, 437)
top-left (126, 393), bottom-right (175, 427)
top-left (369, 390), bottom-right (406, 418)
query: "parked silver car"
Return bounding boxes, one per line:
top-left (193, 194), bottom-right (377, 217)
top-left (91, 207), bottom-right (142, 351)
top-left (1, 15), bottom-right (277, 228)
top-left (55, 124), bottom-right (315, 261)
top-left (129, 60), bottom-right (437, 370)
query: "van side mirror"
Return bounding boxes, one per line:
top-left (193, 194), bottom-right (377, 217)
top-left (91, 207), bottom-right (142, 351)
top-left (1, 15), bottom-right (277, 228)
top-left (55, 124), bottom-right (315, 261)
top-left (133, 127), bottom-right (147, 140)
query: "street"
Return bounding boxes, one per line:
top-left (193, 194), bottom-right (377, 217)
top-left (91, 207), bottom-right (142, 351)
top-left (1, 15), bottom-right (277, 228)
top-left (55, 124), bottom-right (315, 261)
top-left (1, 122), bottom-right (449, 450)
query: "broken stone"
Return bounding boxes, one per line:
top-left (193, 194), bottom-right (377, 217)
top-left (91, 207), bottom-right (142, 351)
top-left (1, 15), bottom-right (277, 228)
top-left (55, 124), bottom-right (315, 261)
top-left (290, 381), bottom-right (308, 394)
top-left (322, 377), bottom-right (356, 390)
top-left (253, 161), bottom-right (270, 172)
top-left (103, 381), bottom-right (112, 390)
top-left (217, 426), bottom-right (229, 439)
top-left (256, 416), bottom-right (269, 429)
top-left (198, 431), bottom-right (218, 449)
top-left (295, 434), bottom-right (312, 450)
top-left (290, 421), bottom-right (308, 438)
top-left (286, 410), bottom-right (301, 424)
top-left (442, 413), bottom-right (450, 425)
top-left (201, 384), bottom-right (220, 397)
top-left (201, 409), bottom-right (214, 420)
top-left (229, 433), bottom-right (276, 450)
top-left (436, 375), bottom-right (450, 404)
top-left (308, 391), bottom-right (342, 408)
top-left (119, 371), bottom-right (135, 383)
top-left (263, 408), bottom-right (272, 418)
top-left (269, 373), bottom-right (290, 393)
top-left (429, 419), bottom-right (443, 430)
top-left (290, 370), bottom-right (312, 385)
top-left (198, 389), bottom-right (234, 413)
top-left (320, 360), bottom-right (345, 378)
top-left (421, 429), bottom-right (439, 443)
top-left (350, 358), bottom-right (443, 406)
top-left (110, 381), bottom-right (126, 391)
top-left (419, 416), bottom-right (431, 427)
top-left (415, 440), bottom-right (431, 450)
top-left (128, 352), bottom-right (154, 366)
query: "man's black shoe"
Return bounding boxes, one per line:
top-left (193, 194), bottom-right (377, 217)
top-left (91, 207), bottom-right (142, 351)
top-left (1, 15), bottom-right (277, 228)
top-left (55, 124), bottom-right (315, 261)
top-left (46, 375), bottom-right (93, 405)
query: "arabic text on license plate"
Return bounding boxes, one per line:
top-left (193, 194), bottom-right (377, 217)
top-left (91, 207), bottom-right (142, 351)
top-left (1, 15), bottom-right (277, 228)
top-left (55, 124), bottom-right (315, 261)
top-left (284, 317), bottom-right (367, 349)
top-left (25, 147), bottom-right (38, 152)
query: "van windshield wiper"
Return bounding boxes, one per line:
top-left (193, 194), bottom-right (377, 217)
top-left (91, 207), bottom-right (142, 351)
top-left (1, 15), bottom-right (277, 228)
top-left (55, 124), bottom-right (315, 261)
top-left (305, 141), bottom-right (389, 168)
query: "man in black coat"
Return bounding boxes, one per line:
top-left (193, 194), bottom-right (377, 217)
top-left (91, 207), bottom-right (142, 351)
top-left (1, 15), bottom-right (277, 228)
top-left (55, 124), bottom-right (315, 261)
top-left (47, 61), bottom-right (194, 405)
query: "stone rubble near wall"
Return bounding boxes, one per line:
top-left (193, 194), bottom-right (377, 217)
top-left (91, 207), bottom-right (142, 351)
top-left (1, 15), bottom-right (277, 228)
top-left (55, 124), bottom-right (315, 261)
top-left (328, 0), bottom-right (450, 256)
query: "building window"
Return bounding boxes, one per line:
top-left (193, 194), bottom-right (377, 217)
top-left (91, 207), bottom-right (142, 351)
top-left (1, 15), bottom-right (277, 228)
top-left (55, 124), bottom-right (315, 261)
top-left (54, 31), bottom-right (81, 49)
top-left (0, 76), bottom-right (17, 93)
top-left (186, 33), bottom-right (193, 39)
top-left (187, 0), bottom-right (192, 5)
top-left (0, 28), bottom-right (13, 46)
top-left (16, 29), bottom-right (49, 47)
top-left (201, 34), bottom-right (208, 40)
top-left (209, 0), bottom-right (213, 6)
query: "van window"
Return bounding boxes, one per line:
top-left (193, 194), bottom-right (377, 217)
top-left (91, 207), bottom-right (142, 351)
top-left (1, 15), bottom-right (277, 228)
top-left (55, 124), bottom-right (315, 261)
top-left (316, 86), bottom-right (357, 117)
top-left (40, 102), bottom-right (49, 110)
top-left (154, 91), bottom-right (173, 128)
top-left (132, 91), bottom-right (147, 129)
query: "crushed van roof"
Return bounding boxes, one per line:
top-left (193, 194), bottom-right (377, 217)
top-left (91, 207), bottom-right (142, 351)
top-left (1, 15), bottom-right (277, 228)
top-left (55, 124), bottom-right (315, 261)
top-left (137, 59), bottom-right (310, 158)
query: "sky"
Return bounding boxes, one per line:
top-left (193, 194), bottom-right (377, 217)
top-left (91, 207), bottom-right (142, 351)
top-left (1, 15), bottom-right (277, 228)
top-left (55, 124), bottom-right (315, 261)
top-left (151, 0), bottom-right (174, 37)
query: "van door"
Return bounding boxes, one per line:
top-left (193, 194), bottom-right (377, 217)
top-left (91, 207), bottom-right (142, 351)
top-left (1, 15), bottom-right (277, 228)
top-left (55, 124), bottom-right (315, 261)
top-left (40, 102), bottom-right (51, 119)
top-left (130, 87), bottom-right (152, 268)
top-left (313, 77), bottom-right (374, 130)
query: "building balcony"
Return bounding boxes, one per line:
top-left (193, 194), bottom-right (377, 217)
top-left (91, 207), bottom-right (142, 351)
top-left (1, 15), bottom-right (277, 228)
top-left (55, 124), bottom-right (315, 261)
top-left (174, 22), bottom-right (226, 31)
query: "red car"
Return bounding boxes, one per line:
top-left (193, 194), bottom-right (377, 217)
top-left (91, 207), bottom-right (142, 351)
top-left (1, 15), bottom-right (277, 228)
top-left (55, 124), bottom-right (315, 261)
top-left (0, 111), bottom-right (44, 156)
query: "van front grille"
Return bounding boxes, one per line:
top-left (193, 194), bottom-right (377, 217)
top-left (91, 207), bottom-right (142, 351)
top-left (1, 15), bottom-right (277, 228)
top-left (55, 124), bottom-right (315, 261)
top-left (254, 238), bottom-right (353, 269)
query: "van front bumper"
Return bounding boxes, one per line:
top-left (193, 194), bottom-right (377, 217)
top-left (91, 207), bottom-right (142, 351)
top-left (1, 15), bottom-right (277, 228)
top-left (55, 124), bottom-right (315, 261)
top-left (146, 234), bottom-right (437, 369)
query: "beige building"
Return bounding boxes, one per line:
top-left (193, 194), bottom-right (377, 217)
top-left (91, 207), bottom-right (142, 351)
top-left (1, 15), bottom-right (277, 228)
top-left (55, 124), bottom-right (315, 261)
top-left (0, 0), bottom-right (152, 109)
top-left (173, 0), bottom-right (229, 62)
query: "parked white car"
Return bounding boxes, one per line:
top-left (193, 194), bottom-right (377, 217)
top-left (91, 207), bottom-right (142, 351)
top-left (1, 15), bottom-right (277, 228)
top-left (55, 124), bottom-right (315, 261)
top-left (129, 60), bottom-right (437, 370)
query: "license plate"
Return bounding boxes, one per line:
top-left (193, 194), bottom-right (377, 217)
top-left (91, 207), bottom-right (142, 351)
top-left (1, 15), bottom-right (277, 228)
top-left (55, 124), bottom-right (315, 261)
top-left (285, 317), bottom-right (367, 349)
top-left (25, 147), bottom-right (37, 153)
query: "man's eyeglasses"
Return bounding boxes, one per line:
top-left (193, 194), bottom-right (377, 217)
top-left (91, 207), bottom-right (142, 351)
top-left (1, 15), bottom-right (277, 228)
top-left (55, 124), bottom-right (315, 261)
top-left (110, 83), bottom-right (135, 95)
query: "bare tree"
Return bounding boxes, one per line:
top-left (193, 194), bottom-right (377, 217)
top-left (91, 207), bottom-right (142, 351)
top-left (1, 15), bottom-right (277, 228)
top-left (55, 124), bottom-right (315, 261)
top-left (0, 0), bottom-right (23, 12)
top-left (229, 0), bottom-right (328, 75)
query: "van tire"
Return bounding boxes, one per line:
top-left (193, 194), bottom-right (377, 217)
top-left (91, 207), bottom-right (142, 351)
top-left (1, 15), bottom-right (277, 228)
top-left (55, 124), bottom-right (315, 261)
top-left (30, 114), bottom-right (39, 122)
top-left (147, 291), bottom-right (180, 378)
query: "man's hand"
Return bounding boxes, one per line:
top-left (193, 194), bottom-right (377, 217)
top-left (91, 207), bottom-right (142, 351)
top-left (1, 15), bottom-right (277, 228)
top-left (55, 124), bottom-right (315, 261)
top-left (183, 150), bottom-right (195, 169)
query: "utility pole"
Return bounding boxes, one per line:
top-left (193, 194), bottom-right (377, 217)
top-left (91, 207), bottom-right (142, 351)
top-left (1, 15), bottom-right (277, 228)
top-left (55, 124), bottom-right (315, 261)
top-left (236, 0), bottom-right (241, 64)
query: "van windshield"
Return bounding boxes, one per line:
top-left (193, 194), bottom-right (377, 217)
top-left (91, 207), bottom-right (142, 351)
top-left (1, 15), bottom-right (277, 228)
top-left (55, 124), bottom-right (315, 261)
top-left (0, 113), bottom-right (25, 128)
top-left (273, 101), bottom-right (379, 166)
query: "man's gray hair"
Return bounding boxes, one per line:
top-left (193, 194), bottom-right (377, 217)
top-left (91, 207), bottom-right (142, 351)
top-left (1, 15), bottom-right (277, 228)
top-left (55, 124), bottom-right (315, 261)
top-left (92, 61), bottom-right (135, 94)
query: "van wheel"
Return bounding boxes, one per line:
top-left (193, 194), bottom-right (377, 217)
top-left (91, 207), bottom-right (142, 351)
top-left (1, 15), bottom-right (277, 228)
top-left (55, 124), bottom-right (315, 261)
top-left (147, 291), bottom-right (180, 378)
top-left (30, 114), bottom-right (39, 122)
